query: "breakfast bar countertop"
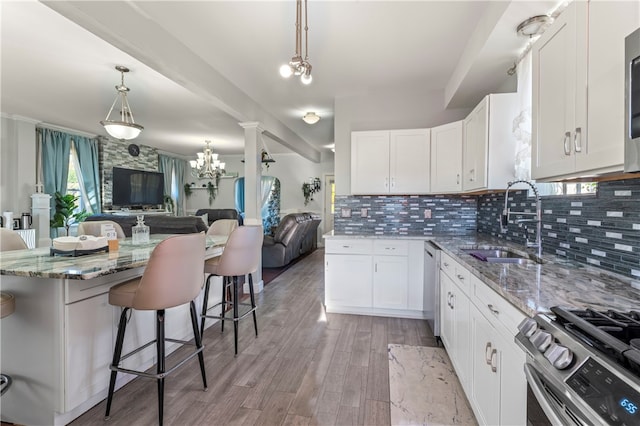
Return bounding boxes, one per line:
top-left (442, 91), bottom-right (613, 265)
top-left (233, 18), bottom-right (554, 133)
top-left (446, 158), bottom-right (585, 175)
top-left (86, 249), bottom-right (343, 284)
top-left (0, 234), bottom-right (225, 280)
top-left (432, 234), bottom-right (640, 317)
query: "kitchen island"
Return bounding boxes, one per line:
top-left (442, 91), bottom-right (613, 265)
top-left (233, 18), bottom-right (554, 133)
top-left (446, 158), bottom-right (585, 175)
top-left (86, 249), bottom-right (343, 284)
top-left (0, 234), bottom-right (225, 426)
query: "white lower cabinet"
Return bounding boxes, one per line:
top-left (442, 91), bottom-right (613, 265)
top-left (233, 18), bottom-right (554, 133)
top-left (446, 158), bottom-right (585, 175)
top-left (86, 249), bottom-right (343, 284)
top-left (439, 252), bottom-right (526, 425)
top-left (324, 238), bottom-right (425, 318)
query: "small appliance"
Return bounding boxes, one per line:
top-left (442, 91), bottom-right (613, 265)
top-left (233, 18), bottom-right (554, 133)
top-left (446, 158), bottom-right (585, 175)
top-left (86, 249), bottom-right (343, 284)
top-left (2, 212), bottom-right (13, 229)
top-left (624, 27), bottom-right (640, 172)
top-left (20, 213), bottom-right (32, 230)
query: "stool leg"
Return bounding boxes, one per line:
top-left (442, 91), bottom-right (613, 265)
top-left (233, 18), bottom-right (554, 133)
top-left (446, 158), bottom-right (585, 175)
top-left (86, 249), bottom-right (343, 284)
top-left (220, 276), bottom-right (227, 333)
top-left (190, 301), bottom-right (208, 390)
top-left (156, 309), bottom-right (166, 426)
top-left (105, 307), bottom-right (129, 420)
top-left (233, 276), bottom-right (239, 356)
top-left (248, 273), bottom-right (258, 337)
top-left (200, 274), bottom-right (212, 338)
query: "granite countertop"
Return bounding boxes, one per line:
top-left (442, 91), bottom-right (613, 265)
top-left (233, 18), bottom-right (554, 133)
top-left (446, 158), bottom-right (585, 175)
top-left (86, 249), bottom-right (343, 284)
top-left (0, 234), bottom-right (226, 280)
top-left (326, 231), bottom-right (640, 317)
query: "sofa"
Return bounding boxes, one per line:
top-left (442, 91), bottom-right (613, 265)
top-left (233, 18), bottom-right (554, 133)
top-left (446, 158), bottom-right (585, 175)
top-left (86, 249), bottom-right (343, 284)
top-left (85, 214), bottom-right (208, 237)
top-left (262, 213), bottom-right (321, 268)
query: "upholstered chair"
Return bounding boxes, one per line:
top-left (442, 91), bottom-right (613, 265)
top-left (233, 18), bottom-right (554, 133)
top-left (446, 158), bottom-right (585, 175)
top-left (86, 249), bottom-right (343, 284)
top-left (78, 220), bottom-right (126, 239)
top-left (0, 228), bottom-right (28, 251)
top-left (200, 225), bottom-right (263, 355)
top-left (105, 233), bottom-right (207, 426)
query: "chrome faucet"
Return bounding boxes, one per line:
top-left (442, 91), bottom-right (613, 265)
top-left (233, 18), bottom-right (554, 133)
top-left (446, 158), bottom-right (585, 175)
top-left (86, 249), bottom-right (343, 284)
top-left (500, 180), bottom-right (542, 258)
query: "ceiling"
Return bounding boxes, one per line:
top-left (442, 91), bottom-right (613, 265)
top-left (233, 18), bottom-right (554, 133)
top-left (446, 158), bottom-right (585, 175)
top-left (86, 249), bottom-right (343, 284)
top-left (0, 1), bottom-right (558, 161)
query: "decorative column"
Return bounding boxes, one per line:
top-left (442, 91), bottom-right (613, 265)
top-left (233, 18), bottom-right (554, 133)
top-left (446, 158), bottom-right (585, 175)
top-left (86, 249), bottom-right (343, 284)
top-left (239, 122), bottom-right (264, 293)
top-left (31, 192), bottom-right (51, 248)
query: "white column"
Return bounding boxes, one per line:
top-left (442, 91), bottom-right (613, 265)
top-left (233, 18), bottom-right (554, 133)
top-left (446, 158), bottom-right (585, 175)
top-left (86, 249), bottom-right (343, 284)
top-left (31, 193), bottom-right (51, 247)
top-left (239, 122), bottom-right (264, 293)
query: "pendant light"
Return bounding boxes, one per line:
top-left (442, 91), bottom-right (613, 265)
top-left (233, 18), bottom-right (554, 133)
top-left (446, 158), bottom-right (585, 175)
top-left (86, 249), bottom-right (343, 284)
top-left (100, 65), bottom-right (143, 140)
top-left (279, 0), bottom-right (313, 85)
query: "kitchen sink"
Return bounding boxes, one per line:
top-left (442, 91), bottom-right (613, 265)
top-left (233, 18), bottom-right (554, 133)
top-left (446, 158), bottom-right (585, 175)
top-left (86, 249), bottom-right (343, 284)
top-left (462, 248), bottom-right (541, 265)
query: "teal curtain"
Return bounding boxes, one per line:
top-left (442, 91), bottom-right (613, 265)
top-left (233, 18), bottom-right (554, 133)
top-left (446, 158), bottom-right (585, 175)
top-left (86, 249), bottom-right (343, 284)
top-left (158, 154), bottom-right (174, 208)
top-left (235, 177), bottom-right (245, 215)
top-left (40, 128), bottom-right (71, 219)
top-left (73, 137), bottom-right (101, 214)
top-left (173, 159), bottom-right (186, 216)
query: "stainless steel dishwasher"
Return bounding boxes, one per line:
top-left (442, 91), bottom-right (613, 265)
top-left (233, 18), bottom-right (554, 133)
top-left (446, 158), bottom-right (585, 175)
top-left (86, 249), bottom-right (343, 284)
top-left (424, 241), bottom-right (440, 338)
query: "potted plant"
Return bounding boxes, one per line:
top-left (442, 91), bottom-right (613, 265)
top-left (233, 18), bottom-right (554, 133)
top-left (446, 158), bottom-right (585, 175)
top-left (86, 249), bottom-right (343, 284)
top-left (302, 183), bottom-right (313, 206)
top-left (163, 195), bottom-right (175, 214)
top-left (184, 183), bottom-right (193, 198)
top-left (206, 181), bottom-right (217, 205)
top-left (50, 191), bottom-right (89, 236)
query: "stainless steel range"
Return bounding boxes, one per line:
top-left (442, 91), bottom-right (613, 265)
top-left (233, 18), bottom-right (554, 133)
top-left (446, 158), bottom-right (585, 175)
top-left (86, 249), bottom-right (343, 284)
top-left (516, 307), bottom-right (640, 426)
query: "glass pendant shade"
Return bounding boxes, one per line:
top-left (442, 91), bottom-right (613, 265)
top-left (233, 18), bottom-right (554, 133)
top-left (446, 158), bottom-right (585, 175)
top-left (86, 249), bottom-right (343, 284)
top-left (100, 66), bottom-right (143, 141)
top-left (101, 121), bottom-right (143, 140)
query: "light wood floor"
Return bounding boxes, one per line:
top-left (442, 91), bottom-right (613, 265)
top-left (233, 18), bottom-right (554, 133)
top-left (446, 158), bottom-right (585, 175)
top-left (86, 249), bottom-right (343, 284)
top-left (71, 249), bottom-right (437, 425)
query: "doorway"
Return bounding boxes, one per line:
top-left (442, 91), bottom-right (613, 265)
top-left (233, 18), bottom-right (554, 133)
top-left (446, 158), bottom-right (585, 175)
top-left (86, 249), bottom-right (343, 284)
top-left (323, 174), bottom-right (335, 235)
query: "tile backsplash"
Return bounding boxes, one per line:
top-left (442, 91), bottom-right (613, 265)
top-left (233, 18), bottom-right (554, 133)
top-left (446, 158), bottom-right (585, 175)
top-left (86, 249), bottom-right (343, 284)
top-left (477, 178), bottom-right (640, 279)
top-left (333, 195), bottom-right (477, 236)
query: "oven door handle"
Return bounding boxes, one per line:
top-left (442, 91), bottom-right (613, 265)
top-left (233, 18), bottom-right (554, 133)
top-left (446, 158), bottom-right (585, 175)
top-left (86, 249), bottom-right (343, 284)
top-left (523, 363), bottom-right (567, 426)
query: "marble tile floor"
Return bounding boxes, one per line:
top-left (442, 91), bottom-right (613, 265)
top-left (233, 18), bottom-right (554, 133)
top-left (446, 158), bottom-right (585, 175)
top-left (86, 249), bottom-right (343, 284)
top-left (388, 344), bottom-right (477, 426)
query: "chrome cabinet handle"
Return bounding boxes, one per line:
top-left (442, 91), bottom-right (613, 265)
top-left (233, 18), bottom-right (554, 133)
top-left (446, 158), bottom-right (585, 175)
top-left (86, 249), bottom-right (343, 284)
top-left (485, 342), bottom-right (492, 365)
top-left (490, 349), bottom-right (498, 373)
top-left (469, 169), bottom-right (475, 182)
top-left (457, 274), bottom-right (465, 281)
top-left (391, 177), bottom-right (395, 188)
top-left (385, 247), bottom-right (396, 251)
top-left (456, 174), bottom-right (460, 184)
top-left (342, 245), bottom-right (351, 248)
top-left (444, 262), bottom-right (450, 267)
top-left (385, 177), bottom-right (389, 189)
top-left (450, 293), bottom-right (455, 309)
top-left (574, 127), bottom-right (582, 153)
top-left (446, 292), bottom-right (451, 308)
top-left (488, 304), bottom-right (499, 315)
top-left (375, 263), bottom-right (377, 273)
top-left (563, 132), bottom-right (571, 155)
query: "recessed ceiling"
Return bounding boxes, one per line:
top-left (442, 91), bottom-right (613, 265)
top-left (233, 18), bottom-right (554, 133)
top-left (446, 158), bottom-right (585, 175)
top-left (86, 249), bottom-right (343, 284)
top-left (0, 1), bottom-right (558, 160)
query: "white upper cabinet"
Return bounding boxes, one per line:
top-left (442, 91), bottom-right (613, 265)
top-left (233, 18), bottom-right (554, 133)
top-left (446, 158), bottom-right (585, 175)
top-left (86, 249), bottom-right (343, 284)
top-left (351, 129), bottom-right (430, 195)
top-left (462, 94), bottom-right (517, 192)
top-left (532, 1), bottom-right (639, 180)
top-left (431, 121), bottom-right (463, 193)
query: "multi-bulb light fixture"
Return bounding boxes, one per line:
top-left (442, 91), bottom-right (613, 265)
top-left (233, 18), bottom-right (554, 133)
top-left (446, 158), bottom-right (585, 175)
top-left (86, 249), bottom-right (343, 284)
top-left (189, 140), bottom-right (226, 181)
top-left (100, 65), bottom-right (143, 140)
top-left (279, 0), bottom-right (313, 85)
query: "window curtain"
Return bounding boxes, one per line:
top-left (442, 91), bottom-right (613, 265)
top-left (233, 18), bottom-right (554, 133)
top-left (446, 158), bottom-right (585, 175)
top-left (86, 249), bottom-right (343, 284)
top-left (513, 51), bottom-right (532, 181)
top-left (73, 136), bottom-right (101, 214)
top-left (40, 128), bottom-right (71, 218)
top-left (234, 178), bottom-right (245, 215)
top-left (234, 176), bottom-right (280, 234)
top-left (260, 176), bottom-right (276, 224)
top-left (173, 159), bottom-right (186, 216)
top-left (158, 154), bottom-right (174, 210)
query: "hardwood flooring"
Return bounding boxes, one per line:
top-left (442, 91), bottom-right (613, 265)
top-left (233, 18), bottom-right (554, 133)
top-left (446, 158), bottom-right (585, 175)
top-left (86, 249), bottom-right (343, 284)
top-left (71, 249), bottom-right (436, 426)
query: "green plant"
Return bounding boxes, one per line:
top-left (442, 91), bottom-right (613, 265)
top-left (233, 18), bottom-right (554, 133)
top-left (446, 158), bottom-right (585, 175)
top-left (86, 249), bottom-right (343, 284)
top-left (302, 183), bottom-right (313, 206)
top-left (163, 195), bottom-right (175, 213)
top-left (50, 191), bottom-right (89, 236)
top-left (206, 181), bottom-right (217, 205)
top-left (184, 183), bottom-right (193, 198)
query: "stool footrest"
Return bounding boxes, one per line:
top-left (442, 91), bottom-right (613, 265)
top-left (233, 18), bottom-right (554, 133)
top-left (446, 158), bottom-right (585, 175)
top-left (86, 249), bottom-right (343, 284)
top-left (202, 301), bottom-right (257, 322)
top-left (111, 340), bottom-right (204, 380)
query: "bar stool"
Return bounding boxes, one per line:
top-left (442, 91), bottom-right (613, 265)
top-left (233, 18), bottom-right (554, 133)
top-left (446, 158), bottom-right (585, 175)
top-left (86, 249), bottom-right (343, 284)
top-left (207, 219), bottom-right (238, 237)
top-left (200, 225), bottom-right (263, 356)
top-left (0, 292), bottom-right (15, 395)
top-left (78, 220), bottom-right (126, 239)
top-left (105, 232), bottom-right (207, 426)
top-left (0, 228), bottom-right (28, 251)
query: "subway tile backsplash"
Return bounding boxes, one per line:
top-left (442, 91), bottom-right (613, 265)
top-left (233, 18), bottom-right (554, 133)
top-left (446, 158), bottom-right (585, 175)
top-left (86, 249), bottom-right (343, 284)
top-left (333, 195), bottom-right (477, 236)
top-left (477, 178), bottom-right (640, 279)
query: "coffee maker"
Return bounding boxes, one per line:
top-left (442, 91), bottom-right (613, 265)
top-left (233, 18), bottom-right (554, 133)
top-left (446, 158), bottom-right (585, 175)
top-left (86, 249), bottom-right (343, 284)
top-left (20, 213), bottom-right (32, 229)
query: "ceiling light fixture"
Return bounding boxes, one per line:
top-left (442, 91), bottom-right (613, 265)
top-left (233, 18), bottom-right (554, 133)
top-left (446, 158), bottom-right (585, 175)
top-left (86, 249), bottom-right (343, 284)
top-left (279, 0), bottom-right (313, 85)
top-left (302, 112), bottom-right (320, 124)
top-left (100, 65), bottom-right (143, 140)
top-left (189, 140), bottom-right (226, 181)
top-left (516, 15), bottom-right (551, 38)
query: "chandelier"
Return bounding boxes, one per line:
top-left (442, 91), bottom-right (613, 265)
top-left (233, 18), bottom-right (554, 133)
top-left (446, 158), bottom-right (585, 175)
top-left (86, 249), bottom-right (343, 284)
top-left (189, 140), bottom-right (226, 181)
top-left (279, 0), bottom-right (313, 85)
top-left (100, 65), bottom-right (143, 140)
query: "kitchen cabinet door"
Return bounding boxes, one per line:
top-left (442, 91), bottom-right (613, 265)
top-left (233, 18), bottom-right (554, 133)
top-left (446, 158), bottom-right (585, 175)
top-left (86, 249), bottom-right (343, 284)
top-left (431, 121), bottom-right (463, 193)
top-left (581, 1), bottom-right (639, 174)
top-left (325, 253), bottom-right (373, 308)
top-left (439, 271), bottom-right (455, 351)
top-left (532, 1), bottom-right (585, 179)
top-left (64, 293), bottom-right (113, 411)
top-left (389, 129), bottom-right (430, 194)
top-left (451, 279), bottom-right (471, 391)
top-left (373, 254), bottom-right (408, 309)
top-left (463, 98), bottom-right (488, 192)
top-left (351, 131), bottom-right (390, 194)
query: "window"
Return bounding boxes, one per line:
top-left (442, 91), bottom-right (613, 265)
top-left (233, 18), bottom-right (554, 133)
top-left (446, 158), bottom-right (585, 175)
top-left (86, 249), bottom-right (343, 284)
top-left (66, 147), bottom-right (86, 214)
top-left (533, 182), bottom-right (597, 197)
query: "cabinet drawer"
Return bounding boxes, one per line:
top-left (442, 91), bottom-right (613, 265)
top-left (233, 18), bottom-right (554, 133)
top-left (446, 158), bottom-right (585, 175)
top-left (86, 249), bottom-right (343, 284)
top-left (473, 275), bottom-right (526, 335)
top-left (325, 239), bottom-right (373, 255)
top-left (373, 240), bottom-right (409, 256)
top-left (440, 252), bottom-right (470, 294)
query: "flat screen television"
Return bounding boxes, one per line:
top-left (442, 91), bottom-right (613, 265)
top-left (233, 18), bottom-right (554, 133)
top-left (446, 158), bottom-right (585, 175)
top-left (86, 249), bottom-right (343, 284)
top-left (112, 167), bottom-right (164, 208)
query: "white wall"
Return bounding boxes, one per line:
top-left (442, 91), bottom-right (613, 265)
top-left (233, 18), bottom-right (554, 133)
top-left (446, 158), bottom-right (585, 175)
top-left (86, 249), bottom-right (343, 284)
top-left (0, 116), bottom-right (38, 216)
top-left (334, 87), bottom-right (472, 195)
top-left (184, 151), bottom-right (335, 238)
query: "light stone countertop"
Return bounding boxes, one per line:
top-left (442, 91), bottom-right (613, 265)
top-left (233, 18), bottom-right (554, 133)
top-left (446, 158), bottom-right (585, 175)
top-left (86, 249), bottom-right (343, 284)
top-left (326, 232), bottom-right (640, 317)
top-left (0, 234), bottom-right (226, 280)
